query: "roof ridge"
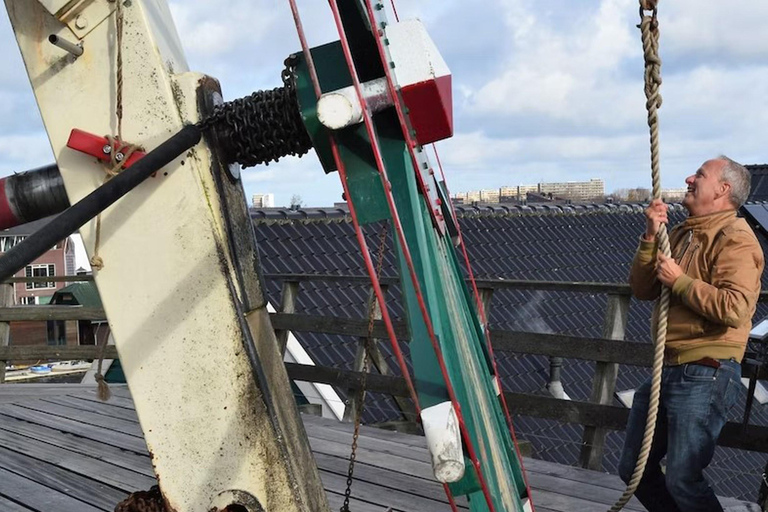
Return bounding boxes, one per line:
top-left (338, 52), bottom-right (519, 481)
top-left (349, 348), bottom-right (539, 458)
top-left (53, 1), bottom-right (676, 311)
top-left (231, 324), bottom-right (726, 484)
top-left (250, 203), bottom-right (688, 223)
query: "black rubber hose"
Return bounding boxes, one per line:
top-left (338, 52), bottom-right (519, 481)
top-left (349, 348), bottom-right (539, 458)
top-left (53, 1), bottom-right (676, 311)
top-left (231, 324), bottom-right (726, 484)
top-left (1, 164), bottom-right (69, 228)
top-left (0, 124), bottom-right (201, 281)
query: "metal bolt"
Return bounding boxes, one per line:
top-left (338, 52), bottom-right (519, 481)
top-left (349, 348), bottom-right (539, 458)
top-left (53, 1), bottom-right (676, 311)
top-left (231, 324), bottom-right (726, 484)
top-left (375, 3), bottom-right (384, 10)
top-left (75, 15), bottom-right (88, 30)
top-left (102, 145), bottom-right (112, 154)
top-left (115, 152), bottom-right (125, 162)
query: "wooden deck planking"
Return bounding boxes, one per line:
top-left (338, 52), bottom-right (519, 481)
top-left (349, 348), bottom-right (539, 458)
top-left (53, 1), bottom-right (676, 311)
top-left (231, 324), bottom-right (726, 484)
top-left (0, 384), bottom-right (758, 512)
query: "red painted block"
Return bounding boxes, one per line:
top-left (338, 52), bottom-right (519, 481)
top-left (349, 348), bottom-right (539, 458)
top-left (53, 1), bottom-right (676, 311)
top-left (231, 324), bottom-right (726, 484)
top-left (66, 129), bottom-right (146, 168)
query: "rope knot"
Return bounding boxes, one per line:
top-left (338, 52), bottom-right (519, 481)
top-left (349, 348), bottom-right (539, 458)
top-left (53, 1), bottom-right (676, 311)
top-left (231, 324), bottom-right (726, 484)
top-left (89, 255), bottom-right (104, 271)
top-left (104, 135), bottom-right (142, 178)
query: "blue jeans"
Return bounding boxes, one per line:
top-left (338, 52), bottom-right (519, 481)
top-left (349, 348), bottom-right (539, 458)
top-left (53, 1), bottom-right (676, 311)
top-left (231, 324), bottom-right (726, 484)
top-left (618, 359), bottom-right (741, 512)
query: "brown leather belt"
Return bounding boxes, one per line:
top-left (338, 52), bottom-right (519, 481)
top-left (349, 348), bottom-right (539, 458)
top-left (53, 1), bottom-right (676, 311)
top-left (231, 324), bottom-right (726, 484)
top-left (688, 357), bottom-right (721, 369)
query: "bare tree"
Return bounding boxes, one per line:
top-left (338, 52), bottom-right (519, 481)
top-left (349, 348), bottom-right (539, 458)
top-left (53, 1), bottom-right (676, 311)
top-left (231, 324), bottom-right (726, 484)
top-left (289, 194), bottom-right (304, 209)
top-left (627, 188), bottom-right (651, 202)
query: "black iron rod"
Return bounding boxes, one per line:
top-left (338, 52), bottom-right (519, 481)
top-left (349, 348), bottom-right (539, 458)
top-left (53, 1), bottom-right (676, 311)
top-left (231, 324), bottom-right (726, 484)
top-left (0, 124), bottom-right (201, 281)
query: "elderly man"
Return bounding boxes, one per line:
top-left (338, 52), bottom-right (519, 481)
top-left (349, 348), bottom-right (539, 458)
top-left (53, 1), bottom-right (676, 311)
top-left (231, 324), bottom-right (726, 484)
top-left (619, 156), bottom-right (764, 511)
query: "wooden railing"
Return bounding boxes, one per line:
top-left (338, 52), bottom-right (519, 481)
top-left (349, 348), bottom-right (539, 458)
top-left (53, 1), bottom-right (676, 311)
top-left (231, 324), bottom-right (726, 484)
top-left (3, 273), bottom-right (768, 473)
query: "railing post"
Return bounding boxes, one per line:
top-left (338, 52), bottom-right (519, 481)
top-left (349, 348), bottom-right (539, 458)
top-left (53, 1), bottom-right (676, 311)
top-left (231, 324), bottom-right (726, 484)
top-left (344, 285), bottom-right (383, 422)
top-left (0, 283), bottom-right (14, 383)
top-left (579, 292), bottom-right (630, 470)
top-left (478, 286), bottom-right (494, 329)
top-left (275, 280), bottom-right (299, 356)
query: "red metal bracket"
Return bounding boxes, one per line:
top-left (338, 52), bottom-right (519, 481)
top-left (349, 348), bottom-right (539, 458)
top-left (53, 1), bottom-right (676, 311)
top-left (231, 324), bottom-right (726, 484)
top-left (66, 129), bottom-right (146, 168)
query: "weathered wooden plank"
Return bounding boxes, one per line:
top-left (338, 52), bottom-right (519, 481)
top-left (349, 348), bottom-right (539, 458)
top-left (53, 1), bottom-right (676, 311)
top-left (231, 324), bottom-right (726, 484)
top-left (0, 413), bottom-right (154, 476)
top-left (319, 468), bottom-right (451, 512)
top-left (0, 306), bottom-right (105, 322)
top-left (108, 385), bottom-right (133, 399)
top-left (271, 312), bottom-right (410, 340)
top-left (305, 414), bottom-right (428, 449)
top-left (41, 395), bottom-right (140, 423)
top-left (14, 400), bottom-right (144, 437)
top-left (0, 495), bottom-right (33, 511)
top-left (0, 445), bottom-right (132, 508)
top-left (490, 329), bottom-right (652, 366)
top-left (0, 428), bottom-right (153, 491)
top-left (0, 466), bottom-right (103, 512)
top-left (307, 430), bottom-right (434, 481)
top-left (271, 312), bottom-right (655, 366)
top-left (528, 471), bottom-right (644, 511)
top-left (73, 388), bottom-right (136, 409)
top-left (304, 420), bottom-right (429, 466)
top-left (324, 490), bottom-right (388, 512)
top-left (264, 273), bottom-right (768, 302)
top-left (286, 362), bottom-right (410, 396)
top-left (313, 452), bottom-right (464, 508)
top-left (0, 404), bottom-right (148, 454)
top-left (0, 345), bottom-right (118, 361)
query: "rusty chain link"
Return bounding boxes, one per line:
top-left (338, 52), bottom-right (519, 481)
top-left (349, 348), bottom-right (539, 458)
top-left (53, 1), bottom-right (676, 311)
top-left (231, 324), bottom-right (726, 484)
top-left (198, 55), bottom-right (312, 168)
top-left (340, 222), bottom-right (389, 512)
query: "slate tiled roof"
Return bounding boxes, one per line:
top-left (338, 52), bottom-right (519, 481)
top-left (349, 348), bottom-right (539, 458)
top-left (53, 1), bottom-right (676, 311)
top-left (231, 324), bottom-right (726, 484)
top-left (252, 202), bottom-right (768, 501)
top-left (748, 165), bottom-right (768, 202)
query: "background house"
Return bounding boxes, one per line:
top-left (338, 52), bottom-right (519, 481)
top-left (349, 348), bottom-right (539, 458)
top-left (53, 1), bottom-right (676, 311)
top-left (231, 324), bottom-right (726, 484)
top-left (0, 216), bottom-right (77, 347)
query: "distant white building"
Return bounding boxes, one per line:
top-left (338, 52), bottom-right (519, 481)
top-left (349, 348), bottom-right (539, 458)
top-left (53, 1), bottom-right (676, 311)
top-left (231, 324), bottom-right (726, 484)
top-left (454, 178), bottom-right (605, 204)
top-left (252, 194), bottom-right (275, 208)
top-left (661, 187), bottom-right (688, 201)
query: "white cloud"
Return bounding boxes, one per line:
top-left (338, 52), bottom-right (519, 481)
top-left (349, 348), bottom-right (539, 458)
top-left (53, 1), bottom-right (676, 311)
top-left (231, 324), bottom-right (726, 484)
top-left (0, 133), bottom-right (53, 174)
top-left (471, 0), bottom-right (639, 129)
top-left (664, 1), bottom-right (768, 60)
top-left (0, 0), bottom-right (767, 204)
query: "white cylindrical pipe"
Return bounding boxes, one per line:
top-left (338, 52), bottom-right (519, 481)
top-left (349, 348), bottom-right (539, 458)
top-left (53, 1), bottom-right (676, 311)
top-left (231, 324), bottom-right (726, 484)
top-left (420, 401), bottom-right (465, 483)
top-left (48, 34), bottom-right (83, 57)
top-left (317, 77), bottom-right (392, 130)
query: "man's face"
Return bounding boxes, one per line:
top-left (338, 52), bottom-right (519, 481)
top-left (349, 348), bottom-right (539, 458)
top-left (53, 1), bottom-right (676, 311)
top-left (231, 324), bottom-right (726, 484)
top-left (682, 159), bottom-right (728, 215)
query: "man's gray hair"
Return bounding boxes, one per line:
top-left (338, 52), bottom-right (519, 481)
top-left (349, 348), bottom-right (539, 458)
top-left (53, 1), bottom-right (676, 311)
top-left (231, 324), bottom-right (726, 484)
top-left (717, 155), bottom-right (751, 208)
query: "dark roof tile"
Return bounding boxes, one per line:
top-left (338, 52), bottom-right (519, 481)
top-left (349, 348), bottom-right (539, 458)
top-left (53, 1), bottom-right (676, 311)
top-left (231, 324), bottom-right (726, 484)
top-left (253, 203), bottom-right (768, 500)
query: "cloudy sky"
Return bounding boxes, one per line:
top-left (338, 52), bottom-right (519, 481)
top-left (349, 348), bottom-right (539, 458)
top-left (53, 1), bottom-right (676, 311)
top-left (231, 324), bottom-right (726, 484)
top-left (1, 0), bottom-right (768, 211)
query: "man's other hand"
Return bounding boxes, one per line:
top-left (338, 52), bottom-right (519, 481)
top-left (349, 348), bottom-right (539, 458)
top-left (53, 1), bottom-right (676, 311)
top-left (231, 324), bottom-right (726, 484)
top-left (644, 199), bottom-right (669, 241)
top-left (657, 252), bottom-right (683, 287)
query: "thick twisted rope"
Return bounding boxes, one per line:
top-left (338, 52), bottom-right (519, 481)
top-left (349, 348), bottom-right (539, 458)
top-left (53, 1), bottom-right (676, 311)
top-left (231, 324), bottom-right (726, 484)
top-left (609, 3), bottom-right (668, 511)
top-left (91, 0), bottom-right (140, 405)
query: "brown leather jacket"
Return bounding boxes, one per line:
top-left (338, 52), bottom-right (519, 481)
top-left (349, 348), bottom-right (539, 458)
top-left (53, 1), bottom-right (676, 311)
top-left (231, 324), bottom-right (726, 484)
top-left (629, 209), bottom-right (764, 364)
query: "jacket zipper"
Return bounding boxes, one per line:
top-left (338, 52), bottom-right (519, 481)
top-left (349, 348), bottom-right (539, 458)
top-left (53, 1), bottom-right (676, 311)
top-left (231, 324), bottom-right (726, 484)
top-left (684, 243), bottom-right (700, 272)
top-left (676, 230), bottom-right (693, 262)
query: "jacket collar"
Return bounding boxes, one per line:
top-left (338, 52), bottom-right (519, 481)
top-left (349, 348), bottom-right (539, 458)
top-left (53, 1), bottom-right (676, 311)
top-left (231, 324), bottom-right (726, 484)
top-left (680, 209), bottom-right (737, 230)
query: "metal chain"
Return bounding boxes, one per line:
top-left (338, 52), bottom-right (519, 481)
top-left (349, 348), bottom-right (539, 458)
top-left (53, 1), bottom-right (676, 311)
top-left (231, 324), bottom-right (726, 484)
top-left (609, 3), bottom-right (666, 511)
top-left (340, 222), bottom-right (389, 512)
top-left (198, 56), bottom-right (312, 168)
